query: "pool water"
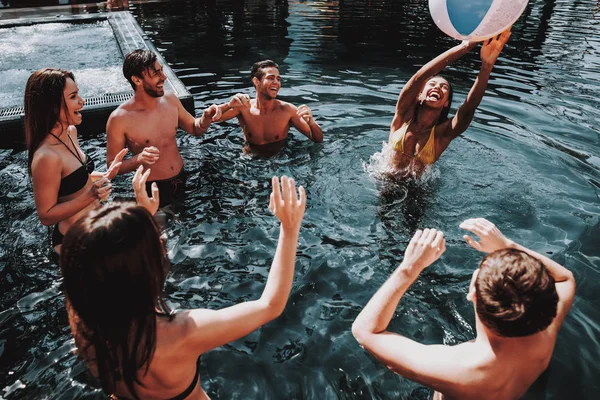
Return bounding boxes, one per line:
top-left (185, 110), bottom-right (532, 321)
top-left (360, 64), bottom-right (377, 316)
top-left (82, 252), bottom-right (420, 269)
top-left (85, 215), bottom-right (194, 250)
top-left (1, 0), bottom-right (599, 399)
top-left (0, 20), bottom-right (130, 109)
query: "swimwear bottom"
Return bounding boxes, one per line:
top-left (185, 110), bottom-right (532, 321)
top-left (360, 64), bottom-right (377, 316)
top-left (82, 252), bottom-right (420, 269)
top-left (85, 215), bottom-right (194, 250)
top-left (52, 224), bottom-right (64, 248)
top-left (145, 168), bottom-right (187, 208)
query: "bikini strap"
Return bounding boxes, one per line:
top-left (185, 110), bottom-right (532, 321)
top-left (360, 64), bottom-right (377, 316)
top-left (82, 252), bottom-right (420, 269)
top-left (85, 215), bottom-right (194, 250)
top-left (49, 132), bottom-right (85, 166)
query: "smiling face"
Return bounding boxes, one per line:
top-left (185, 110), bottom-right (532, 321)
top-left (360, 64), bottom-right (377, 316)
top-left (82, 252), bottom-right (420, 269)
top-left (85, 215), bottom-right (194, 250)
top-left (139, 60), bottom-right (167, 97)
top-left (60, 78), bottom-right (85, 126)
top-left (419, 76), bottom-right (451, 108)
top-left (253, 66), bottom-right (281, 99)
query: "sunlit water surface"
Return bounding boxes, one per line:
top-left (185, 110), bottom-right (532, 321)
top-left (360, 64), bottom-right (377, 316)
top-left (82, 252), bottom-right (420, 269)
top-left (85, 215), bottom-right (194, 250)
top-left (1, 0), bottom-right (599, 399)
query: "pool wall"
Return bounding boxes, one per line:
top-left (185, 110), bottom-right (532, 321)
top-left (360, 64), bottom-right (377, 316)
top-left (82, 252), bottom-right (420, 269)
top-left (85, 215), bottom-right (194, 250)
top-left (0, 11), bottom-right (194, 150)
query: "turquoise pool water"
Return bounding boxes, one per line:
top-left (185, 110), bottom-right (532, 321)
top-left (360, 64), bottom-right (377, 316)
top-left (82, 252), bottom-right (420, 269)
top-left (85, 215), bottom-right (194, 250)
top-left (1, 0), bottom-right (599, 398)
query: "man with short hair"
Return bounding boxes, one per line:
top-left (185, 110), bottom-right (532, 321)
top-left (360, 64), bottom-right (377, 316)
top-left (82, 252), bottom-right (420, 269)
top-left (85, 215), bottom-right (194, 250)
top-left (106, 49), bottom-right (220, 206)
top-left (352, 218), bottom-right (576, 400)
top-left (201, 60), bottom-right (323, 155)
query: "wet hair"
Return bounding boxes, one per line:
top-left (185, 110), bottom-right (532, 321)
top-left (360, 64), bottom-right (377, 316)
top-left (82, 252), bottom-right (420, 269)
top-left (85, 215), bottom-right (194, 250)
top-left (123, 49), bottom-right (158, 90)
top-left (414, 75), bottom-right (453, 124)
top-left (24, 68), bottom-right (74, 174)
top-left (251, 60), bottom-right (280, 81)
top-left (435, 75), bottom-right (453, 122)
top-left (475, 248), bottom-right (559, 338)
top-left (60, 202), bottom-right (172, 399)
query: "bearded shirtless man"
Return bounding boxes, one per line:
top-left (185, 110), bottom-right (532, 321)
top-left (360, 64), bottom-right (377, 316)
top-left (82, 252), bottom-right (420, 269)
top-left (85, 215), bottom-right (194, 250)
top-left (106, 50), bottom-right (219, 206)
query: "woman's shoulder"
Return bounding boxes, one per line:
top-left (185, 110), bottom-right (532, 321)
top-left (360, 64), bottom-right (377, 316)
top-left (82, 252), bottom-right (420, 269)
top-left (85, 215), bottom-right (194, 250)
top-left (31, 143), bottom-right (62, 173)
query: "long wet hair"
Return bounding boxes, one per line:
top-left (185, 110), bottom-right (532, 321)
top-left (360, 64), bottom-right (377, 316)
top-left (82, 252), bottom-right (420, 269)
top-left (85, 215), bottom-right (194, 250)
top-left (414, 75), bottom-right (453, 124)
top-left (24, 68), bottom-right (74, 175)
top-left (60, 203), bottom-right (172, 399)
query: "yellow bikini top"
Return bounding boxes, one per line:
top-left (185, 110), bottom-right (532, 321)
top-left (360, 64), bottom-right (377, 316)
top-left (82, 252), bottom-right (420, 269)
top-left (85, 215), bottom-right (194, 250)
top-left (391, 119), bottom-right (436, 165)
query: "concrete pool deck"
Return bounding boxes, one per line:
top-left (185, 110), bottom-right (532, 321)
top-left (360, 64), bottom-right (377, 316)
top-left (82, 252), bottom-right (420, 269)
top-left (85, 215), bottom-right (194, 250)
top-left (0, 9), bottom-right (194, 150)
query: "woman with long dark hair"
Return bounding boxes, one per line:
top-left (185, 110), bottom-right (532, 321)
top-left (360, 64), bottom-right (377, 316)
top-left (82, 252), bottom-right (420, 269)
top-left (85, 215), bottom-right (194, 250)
top-left (61, 175), bottom-right (305, 399)
top-left (387, 29), bottom-right (511, 175)
top-left (25, 68), bottom-right (127, 253)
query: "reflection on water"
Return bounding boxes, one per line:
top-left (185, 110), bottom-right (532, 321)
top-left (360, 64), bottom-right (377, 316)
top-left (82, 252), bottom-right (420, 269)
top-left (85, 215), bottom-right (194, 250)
top-left (1, 0), bottom-right (600, 399)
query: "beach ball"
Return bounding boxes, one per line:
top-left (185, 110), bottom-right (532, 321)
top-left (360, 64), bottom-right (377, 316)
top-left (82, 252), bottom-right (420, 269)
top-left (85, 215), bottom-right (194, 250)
top-left (429, 0), bottom-right (529, 41)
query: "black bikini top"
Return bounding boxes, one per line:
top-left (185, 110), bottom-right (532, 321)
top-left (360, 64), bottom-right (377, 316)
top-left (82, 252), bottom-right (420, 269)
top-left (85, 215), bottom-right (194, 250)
top-left (49, 133), bottom-right (95, 197)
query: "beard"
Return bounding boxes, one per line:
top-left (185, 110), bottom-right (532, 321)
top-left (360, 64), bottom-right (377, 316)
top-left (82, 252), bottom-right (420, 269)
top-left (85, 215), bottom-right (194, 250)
top-left (143, 81), bottom-right (164, 98)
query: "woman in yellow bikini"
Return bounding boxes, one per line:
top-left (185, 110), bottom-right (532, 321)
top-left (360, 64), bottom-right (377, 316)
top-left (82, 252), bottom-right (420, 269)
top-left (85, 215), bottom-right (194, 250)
top-left (388, 29), bottom-right (511, 175)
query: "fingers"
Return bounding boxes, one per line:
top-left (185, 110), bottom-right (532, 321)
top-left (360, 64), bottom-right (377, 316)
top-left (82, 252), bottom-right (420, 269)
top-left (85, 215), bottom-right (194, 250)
top-left (115, 148), bottom-right (128, 162)
top-left (432, 230), bottom-right (445, 249)
top-left (298, 185), bottom-right (306, 209)
top-left (271, 176), bottom-right (282, 206)
top-left (463, 234), bottom-right (482, 251)
top-left (268, 192), bottom-right (275, 213)
top-left (151, 182), bottom-right (159, 203)
top-left (281, 176), bottom-right (291, 204)
top-left (211, 104), bottom-right (222, 121)
top-left (408, 229), bottom-right (423, 247)
top-left (289, 178), bottom-right (298, 208)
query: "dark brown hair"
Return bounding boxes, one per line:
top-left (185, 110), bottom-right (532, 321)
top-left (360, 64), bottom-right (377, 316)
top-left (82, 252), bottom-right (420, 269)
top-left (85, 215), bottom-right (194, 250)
top-left (475, 248), bottom-right (558, 337)
top-left (60, 202), bottom-right (172, 399)
top-left (251, 60), bottom-right (280, 81)
top-left (123, 49), bottom-right (158, 90)
top-left (24, 68), bottom-right (74, 174)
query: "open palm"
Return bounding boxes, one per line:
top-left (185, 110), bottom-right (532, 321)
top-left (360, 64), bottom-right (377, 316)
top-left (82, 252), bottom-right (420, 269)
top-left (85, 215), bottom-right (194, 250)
top-left (480, 28), bottom-right (511, 68)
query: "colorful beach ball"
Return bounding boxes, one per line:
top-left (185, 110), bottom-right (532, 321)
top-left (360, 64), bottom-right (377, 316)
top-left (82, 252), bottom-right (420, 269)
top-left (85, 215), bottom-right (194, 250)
top-left (429, 0), bottom-right (529, 41)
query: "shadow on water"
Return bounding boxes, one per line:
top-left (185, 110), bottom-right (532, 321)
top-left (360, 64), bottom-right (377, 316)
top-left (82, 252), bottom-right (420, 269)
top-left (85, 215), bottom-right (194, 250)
top-left (1, 0), bottom-right (600, 399)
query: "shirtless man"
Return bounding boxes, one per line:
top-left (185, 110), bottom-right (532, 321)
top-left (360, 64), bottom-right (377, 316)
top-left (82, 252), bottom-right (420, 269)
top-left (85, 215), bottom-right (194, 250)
top-left (201, 60), bottom-right (323, 155)
top-left (106, 49), bottom-right (219, 206)
top-left (353, 218), bottom-right (576, 400)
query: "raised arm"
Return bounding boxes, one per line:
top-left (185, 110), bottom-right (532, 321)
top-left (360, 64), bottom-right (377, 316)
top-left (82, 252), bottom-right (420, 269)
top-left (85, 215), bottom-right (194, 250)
top-left (205, 93), bottom-right (250, 125)
top-left (392, 41), bottom-right (477, 132)
top-left (291, 104), bottom-right (323, 143)
top-left (442, 29), bottom-right (511, 139)
top-left (460, 218), bottom-right (576, 331)
top-left (352, 229), bottom-right (468, 390)
top-left (184, 176), bottom-right (306, 354)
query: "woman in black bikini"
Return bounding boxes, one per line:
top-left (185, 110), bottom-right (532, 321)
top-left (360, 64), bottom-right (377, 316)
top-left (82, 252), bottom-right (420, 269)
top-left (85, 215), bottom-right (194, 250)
top-left (61, 175), bottom-right (305, 399)
top-left (25, 68), bottom-right (127, 254)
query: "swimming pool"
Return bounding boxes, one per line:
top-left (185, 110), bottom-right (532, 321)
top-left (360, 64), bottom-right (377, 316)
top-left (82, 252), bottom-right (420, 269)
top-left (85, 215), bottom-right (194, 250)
top-left (0, 11), bottom-right (193, 149)
top-left (0, 0), bottom-right (599, 398)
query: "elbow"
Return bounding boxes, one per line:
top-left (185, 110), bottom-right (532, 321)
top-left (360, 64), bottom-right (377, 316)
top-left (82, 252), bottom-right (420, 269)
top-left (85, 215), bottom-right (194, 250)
top-left (260, 299), bottom-right (287, 322)
top-left (38, 214), bottom-right (55, 227)
top-left (351, 320), bottom-right (370, 346)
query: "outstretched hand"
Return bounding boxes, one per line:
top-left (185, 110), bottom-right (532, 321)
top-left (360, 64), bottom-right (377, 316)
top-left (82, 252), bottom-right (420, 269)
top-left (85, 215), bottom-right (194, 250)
top-left (133, 165), bottom-right (160, 215)
top-left (268, 176), bottom-right (306, 234)
top-left (460, 218), bottom-right (512, 253)
top-left (229, 93), bottom-right (252, 109)
top-left (480, 28), bottom-right (511, 68)
top-left (104, 148), bottom-right (128, 180)
top-left (199, 104), bottom-right (222, 130)
top-left (401, 228), bottom-right (446, 273)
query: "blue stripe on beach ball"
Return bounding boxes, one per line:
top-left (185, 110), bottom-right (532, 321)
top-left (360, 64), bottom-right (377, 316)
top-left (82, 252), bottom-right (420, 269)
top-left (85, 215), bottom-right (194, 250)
top-left (446, 0), bottom-right (494, 36)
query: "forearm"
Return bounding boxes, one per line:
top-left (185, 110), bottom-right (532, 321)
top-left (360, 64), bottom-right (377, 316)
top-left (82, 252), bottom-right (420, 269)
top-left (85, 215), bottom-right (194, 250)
top-left (353, 264), bottom-right (419, 336)
top-left (260, 227), bottom-right (299, 313)
top-left (509, 241), bottom-right (574, 283)
top-left (463, 64), bottom-right (493, 110)
top-left (191, 117), bottom-right (208, 136)
top-left (417, 41), bottom-right (477, 80)
top-left (307, 120), bottom-right (323, 143)
top-left (38, 194), bottom-right (96, 226)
